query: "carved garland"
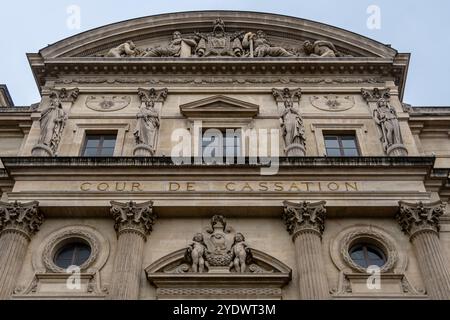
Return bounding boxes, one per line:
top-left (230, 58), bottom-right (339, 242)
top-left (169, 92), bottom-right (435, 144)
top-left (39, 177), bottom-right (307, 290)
top-left (42, 229), bottom-right (100, 273)
top-left (340, 229), bottom-right (398, 273)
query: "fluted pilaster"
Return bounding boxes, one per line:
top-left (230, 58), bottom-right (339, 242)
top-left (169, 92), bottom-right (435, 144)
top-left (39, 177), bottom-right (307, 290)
top-left (398, 201), bottom-right (450, 300)
top-left (283, 200), bottom-right (329, 299)
top-left (0, 201), bottom-right (42, 299)
top-left (110, 201), bottom-right (156, 300)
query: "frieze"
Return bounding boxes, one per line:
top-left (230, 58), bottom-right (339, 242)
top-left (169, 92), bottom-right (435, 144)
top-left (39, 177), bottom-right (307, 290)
top-left (78, 181), bottom-right (360, 193)
top-left (55, 77), bottom-right (385, 86)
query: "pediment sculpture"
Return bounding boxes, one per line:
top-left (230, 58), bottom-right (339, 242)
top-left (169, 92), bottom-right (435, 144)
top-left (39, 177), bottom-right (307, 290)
top-left (145, 215), bottom-right (291, 299)
top-left (146, 215), bottom-right (290, 275)
top-left (102, 18), bottom-right (349, 58)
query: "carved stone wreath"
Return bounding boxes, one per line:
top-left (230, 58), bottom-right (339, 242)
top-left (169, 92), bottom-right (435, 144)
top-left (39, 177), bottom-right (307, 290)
top-left (42, 229), bottom-right (100, 273)
top-left (340, 229), bottom-right (398, 273)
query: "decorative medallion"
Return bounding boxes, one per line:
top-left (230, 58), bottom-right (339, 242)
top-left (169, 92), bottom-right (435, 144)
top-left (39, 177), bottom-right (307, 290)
top-left (85, 95), bottom-right (131, 112)
top-left (310, 95), bottom-right (355, 112)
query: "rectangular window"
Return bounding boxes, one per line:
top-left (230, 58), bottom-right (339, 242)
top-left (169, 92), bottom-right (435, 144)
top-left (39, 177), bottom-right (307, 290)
top-left (82, 134), bottom-right (117, 157)
top-left (201, 129), bottom-right (241, 158)
top-left (324, 134), bottom-right (360, 157)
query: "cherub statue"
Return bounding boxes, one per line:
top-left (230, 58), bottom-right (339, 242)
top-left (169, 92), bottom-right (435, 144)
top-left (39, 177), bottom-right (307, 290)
top-left (229, 233), bottom-right (252, 273)
top-left (106, 40), bottom-right (141, 57)
top-left (185, 233), bottom-right (209, 273)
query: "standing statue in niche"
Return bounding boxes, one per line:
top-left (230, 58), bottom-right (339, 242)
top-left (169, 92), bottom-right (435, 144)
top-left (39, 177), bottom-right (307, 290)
top-left (230, 233), bottom-right (252, 273)
top-left (37, 92), bottom-right (67, 154)
top-left (281, 100), bottom-right (306, 148)
top-left (106, 40), bottom-right (141, 57)
top-left (185, 233), bottom-right (209, 273)
top-left (144, 31), bottom-right (197, 57)
top-left (273, 88), bottom-right (305, 156)
top-left (373, 98), bottom-right (404, 152)
top-left (133, 88), bottom-right (168, 156)
top-left (303, 40), bottom-right (341, 57)
top-left (243, 30), bottom-right (294, 57)
top-left (134, 99), bottom-right (160, 152)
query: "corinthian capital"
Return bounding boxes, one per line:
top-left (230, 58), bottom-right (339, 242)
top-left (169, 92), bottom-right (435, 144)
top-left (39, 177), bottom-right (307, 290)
top-left (0, 201), bottom-right (43, 239)
top-left (137, 88), bottom-right (168, 106)
top-left (272, 88), bottom-right (302, 107)
top-left (361, 88), bottom-right (391, 103)
top-left (50, 88), bottom-right (80, 103)
top-left (282, 201), bottom-right (327, 239)
top-left (110, 201), bottom-right (157, 239)
top-left (397, 201), bottom-right (446, 237)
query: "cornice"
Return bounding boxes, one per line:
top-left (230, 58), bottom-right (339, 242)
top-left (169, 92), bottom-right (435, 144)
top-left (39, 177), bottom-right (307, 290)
top-left (30, 57), bottom-right (406, 96)
top-left (0, 156), bottom-right (436, 169)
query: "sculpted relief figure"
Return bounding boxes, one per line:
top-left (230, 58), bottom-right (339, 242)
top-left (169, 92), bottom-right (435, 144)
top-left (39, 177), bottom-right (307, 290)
top-left (373, 98), bottom-right (404, 152)
top-left (303, 40), bottom-right (341, 57)
top-left (195, 18), bottom-right (244, 57)
top-left (185, 233), bottom-right (209, 273)
top-left (144, 31), bottom-right (197, 57)
top-left (106, 40), bottom-right (141, 57)
top-left (230, 233), bottom-right (252, 273)
top-left (243, 30), bottom-right (294, 57)
top-left (37, 92), bottom-right (68, 155)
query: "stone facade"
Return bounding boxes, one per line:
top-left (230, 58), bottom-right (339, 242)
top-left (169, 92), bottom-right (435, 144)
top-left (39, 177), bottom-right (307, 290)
top-left (0, 11), bottom-right (450, 300)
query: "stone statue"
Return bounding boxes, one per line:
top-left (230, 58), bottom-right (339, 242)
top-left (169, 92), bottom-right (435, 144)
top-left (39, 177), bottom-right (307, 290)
top-left (144, 31), bottom-right (197, 57)
top-left (134, 99), bottom-right (160, 152)
top-left (281, 100), bottom-right (306, 148)
top-left (106, 40), bottom-right (141, 57)
top-left (185, 233), bottom-right (209, 273)
top-left (230, 233), bottom-right (252, 273)
top-left (243, 30), bottom-right (293, 57)
top-left (373, 98), bottom-right (404, 152)
top-left (133, 88), bottom-right (168, 156)
top-left (303, 40), bottom-right (340, 57)
top-left (37, 92), bottom-right (67, 154)
top-left (195, 19), bottom-right (244, 57)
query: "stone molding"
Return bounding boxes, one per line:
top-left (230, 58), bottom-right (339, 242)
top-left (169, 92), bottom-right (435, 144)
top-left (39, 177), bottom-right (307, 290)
top-left (33, 225), bottom-right (110, 275)
top-left (110, 201), bottom-right (156, 240)
top-left (1, 156), bottom-right (437, 170)
top-left (0, 201), bottom-right (43, 240)
top-left (282, 200), bottom-right (326, 239)
top-left (329, 225), bottom-right (407, 275)
top-left (397, 201), bottom-right (446, 238)
top-left (42, 229), bottom-right (100, 273)
top-left (339, 229), bottom-right (398, 273)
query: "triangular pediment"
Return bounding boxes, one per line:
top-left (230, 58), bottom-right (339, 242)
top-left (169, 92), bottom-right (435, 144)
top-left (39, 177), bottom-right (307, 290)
top-left (180, 95), bottom-right (260, 118)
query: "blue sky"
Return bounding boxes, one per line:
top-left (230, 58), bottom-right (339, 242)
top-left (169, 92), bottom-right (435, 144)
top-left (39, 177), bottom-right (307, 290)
top-left (1, 0), bottom-right (449, 106)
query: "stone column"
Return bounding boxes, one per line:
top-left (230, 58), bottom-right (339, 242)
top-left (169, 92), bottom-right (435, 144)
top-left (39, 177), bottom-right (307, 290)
top-left (397, 201), bottom-right (450, 300)
top-left (283, 200), bottom-right (329, 299)
top-left (0, 201), bottom-right (43, 300)
top-left (109, 201), bottom-right (156, 300)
